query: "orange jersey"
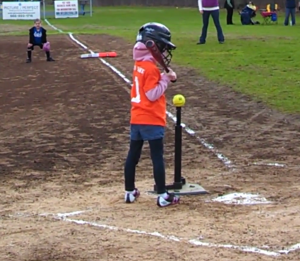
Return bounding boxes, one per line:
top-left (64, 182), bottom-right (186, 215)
top-left (130, 61), bottom-right (166, 126)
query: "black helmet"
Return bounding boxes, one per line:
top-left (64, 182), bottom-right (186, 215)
top-left (136, 22), bottom-right (176, 66)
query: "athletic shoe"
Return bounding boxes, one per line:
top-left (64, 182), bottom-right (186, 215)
top-left (47, 57), bottom-right (55, 62)
top-left (26, 58), bottom-right (31, 63)
top-left (157, 192), bottom-right (180, 207)
top-left (125, 188), bottom-right (140, 203)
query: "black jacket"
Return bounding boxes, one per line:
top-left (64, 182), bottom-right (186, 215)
top-left (285, 0), bottom-right (296, 8)
top-left (29, 27), bottom-right (47, 45)
top-left (224, 0), bottom-right (235, 9)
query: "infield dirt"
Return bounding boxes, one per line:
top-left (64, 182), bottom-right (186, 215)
top-left (0, 35), bottom-right (299, 261)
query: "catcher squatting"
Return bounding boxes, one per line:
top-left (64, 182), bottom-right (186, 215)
top-left (26, 19), bottom-right (55, 63)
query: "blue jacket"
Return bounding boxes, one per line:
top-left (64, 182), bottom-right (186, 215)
top-left (286, 0), bottom-right (296, 8)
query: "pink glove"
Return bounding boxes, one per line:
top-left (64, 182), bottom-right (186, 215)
top-left (164, 68), bottom-right (177, 82)
top-left (43, 42), bottom-right (50, 52)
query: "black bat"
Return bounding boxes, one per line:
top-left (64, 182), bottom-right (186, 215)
top-left (145, 40), bottom-right (176, 83)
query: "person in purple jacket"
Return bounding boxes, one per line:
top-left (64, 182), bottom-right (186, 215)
top-left (197, 0), bottom-right (225, 44)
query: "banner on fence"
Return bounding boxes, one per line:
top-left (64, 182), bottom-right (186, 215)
top-left (54, 1), bottom-right (78, 18)
top-left (2, 2), bottom-right (40, 20)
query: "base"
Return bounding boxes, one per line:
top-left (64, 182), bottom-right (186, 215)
top-left (150, 179), bottom-right (208, 195)
top-left (167, 182), bottom-right (208, 195)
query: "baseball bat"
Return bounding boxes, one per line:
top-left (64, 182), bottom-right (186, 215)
top-left (145, 40), bottom-right (176, 83)
top-left (80, 52), bottom-right (117, 59)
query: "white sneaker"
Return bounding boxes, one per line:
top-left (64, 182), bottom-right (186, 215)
top-left (125, 188), bottom-right (140, 203)
top-left (157, 192), bottom-right (180, 207)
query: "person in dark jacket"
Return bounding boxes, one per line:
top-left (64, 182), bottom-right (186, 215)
top-left (79, 0), bottom-right (87, 15)
top-left (240, 2), bottom-right (260, 25)
top-left (224, 0), bottom-right (235, 24)
top-left (26, 19), bottom-right (55, 63)
top-left (284, 0), bottom-right (296, 25)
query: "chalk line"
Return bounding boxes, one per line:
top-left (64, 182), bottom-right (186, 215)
top-left (8, 209), bottom-right (300, 256)
top-left (50, 211), bottom-right (279, 257)
top-left (252, 162), bottom-right (285, 167)
top-left (40, 210), bottom-right (88, 218)
top-left (279, 243), bottom-right (300, 254)
top-left (44, 18), bottom-right (234, 169)
top-left (41, 210), bottom-right (299, 257)
top-left (65, 218), bottom-right (280, 256)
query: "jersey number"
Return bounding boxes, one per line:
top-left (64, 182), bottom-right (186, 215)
top-left (131, 76), bottom-right (141, 103)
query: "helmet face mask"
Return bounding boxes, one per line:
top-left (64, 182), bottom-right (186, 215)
top-left (136, 22), bottom-right (176, 66)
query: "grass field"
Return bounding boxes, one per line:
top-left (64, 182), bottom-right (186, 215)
top-left (1, 6), bottom-right (300, 113)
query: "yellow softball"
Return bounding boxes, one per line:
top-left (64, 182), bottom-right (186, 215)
top-left (172, 94), bottom-right (186, 107)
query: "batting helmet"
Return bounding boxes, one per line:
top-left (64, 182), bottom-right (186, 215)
top-left (136, 22), bottom-right (176, 66)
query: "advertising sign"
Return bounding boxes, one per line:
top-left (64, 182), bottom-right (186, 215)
top-left (2, 2), bottom-right (40, 20)
top-left (54, 1), bottom-right (78, 18)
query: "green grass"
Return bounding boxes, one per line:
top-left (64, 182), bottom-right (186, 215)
top-left (1, 6), bottom-right (300, 112)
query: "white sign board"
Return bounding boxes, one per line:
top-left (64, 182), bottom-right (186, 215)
top-left (2, 2), bottom-right (40, 20)
top-left (54, 1), bottom-right (78, 18)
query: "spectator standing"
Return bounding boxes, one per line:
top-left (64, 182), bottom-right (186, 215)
top-left (197, 0), bottom-right (225, 44)
top-left (224, 0), bottom-right (235, 24)
top-left (284, 0), bottom-right (296, 25)
top-left (79, 0), bottom-right (87, 15)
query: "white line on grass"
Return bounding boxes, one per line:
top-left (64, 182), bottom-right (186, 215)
top-left (44, 19), bottom-right (234, 169)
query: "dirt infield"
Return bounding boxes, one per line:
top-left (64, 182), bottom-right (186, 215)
top-left (0, 35), bottom-right (299, 261)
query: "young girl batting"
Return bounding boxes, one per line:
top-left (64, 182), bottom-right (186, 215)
top-left (124, 22), bottom-right (179, 208)
top-left (26, 19), bottom-right (54, 63)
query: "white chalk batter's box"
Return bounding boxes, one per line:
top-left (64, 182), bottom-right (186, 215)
top-left (18, 201), bottom-right (294, 258)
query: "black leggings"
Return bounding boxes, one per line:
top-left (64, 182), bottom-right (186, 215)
top-left (28, 44), bottom-right (44, 50)
top-left (27, 43), bottom-right (50, 59)
top-left (226, 7), bottom-right (234, 24)
top-left (124, 138), bottom-right (166, 194)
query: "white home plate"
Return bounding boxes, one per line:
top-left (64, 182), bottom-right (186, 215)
top-left (211, 193), bottom-right (272, 205)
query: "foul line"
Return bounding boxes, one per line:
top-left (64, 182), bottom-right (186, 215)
top-left (44, 19), bottom-right (234, 169)
top-left (36, 210), bottom-right (299, 257)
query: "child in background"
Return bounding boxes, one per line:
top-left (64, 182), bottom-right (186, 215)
top-left (26, 19), bottom-right (54, 63)
top-left (124, 22), bottom-right (179, 208)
